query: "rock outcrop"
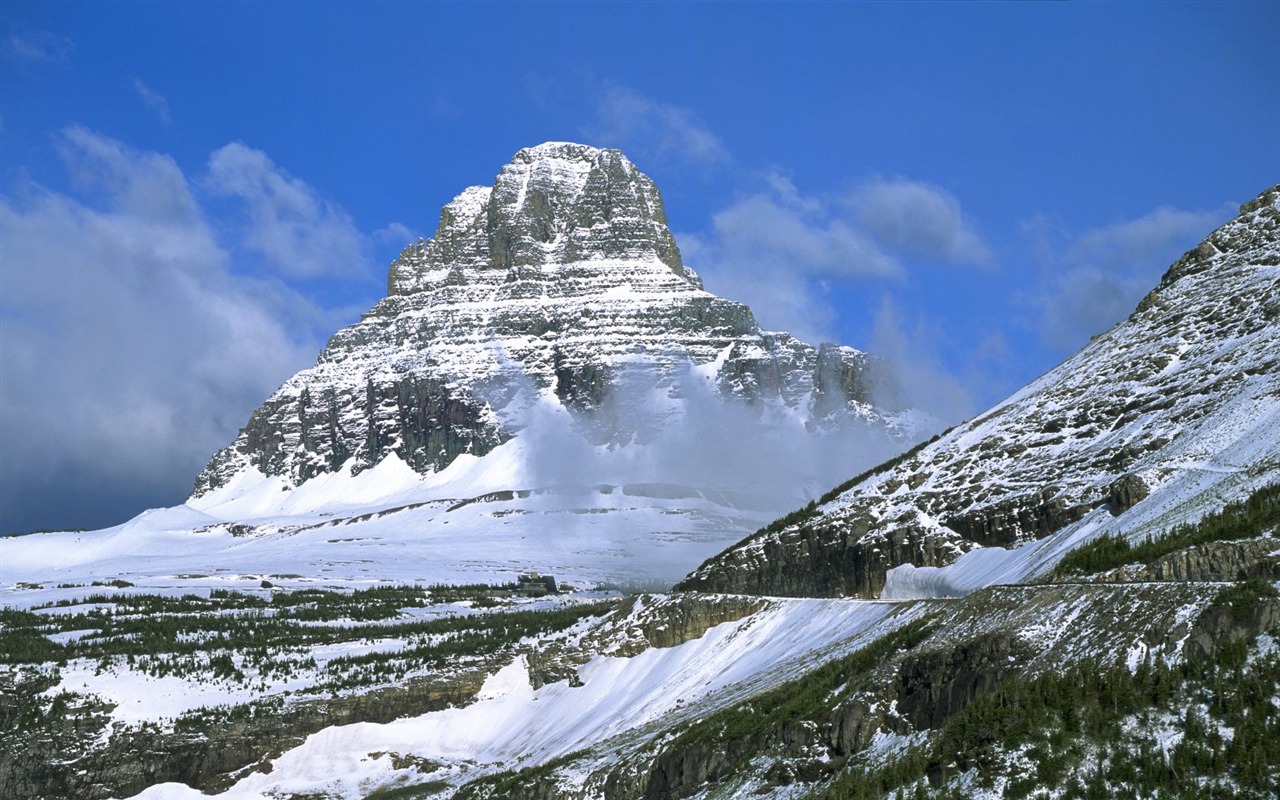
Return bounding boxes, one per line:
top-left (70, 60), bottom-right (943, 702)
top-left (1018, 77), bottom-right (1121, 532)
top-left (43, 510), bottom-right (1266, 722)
top-left (891, 633), bottom-right (1029, 729)
top-left (525, 593), bottom-right (767, 687)
top-left (0, 669), bottom-right (486, 800)
top-left (193, 143), bottom-right (904, 495)
top-left (1091, 536), bottom-right (1280, 584)
top-left (1183, 585), bottom-right (1280, 661)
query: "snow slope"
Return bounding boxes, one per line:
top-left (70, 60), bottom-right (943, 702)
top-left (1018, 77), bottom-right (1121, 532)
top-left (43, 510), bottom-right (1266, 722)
top-left (129, 597), bottom-right (913, 800)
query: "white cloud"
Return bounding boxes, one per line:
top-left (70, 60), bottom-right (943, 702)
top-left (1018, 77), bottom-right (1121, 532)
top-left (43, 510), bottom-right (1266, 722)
top-left (848, 177), bottom-right (992, 266)
top-left (55, 125), bottom-right (210, 241)
top-left (374, 221), bottom-right (417, 246)
top-left (1031, 204), bottom-right (1234, 352)
top-left (583, 82), bottom-right (729, 166)
top-left (131, 78), bottom-right (171, 125)
top-left (511, 363), bottom-right (912, 536)
top-left (0, 130), bottom-right (356, 532)
top-left (206, 143), bottom-right (370, 280)
top-left (711, 194), bottom-right (898, 280)
top-left (678, 175), bottom-right (899, 343)
top-left (683, 171), bottom-right (993, 345)
top-left (2, 29), bottom-right (72, 64)
top-left (1069, 206), bottom-right (1229, 273)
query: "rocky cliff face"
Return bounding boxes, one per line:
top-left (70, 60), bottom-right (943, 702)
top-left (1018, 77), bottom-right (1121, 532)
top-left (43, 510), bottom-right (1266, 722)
top-left (679, 184), bottom-right (1280, 597)
top-left (1090, 536), bottom-right (1280, 584)
top-left (193, 143), bottom-right (901, 495)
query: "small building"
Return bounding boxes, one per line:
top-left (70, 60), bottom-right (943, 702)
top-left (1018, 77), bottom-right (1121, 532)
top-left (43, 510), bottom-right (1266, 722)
top-left (516, 572), bottom-right (558, 596)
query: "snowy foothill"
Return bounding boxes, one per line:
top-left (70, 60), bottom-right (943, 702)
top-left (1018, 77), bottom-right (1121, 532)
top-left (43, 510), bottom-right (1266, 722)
top-left (130, 597), bottom-right (915, 800)
top-left (28, 593), bottom-right (604, 732)
top-left (688, 213), bottom-right (1280, 600)
top-left (882, 451), bottom-right (1280, 601)
top-left (0, 441), bottom-right (765, 604)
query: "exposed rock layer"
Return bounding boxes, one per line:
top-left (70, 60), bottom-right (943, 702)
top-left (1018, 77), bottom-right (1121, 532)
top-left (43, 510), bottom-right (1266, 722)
top-left (194, 143), bottom-right (900, 495)
top-left (1090, 536), bottom-right (1280, 584)
top-left (0, 669), bottom-right (485, 800)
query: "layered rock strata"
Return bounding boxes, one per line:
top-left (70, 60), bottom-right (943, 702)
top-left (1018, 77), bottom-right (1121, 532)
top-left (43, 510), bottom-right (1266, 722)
top-left (194, 143), bottom-right (898, 495)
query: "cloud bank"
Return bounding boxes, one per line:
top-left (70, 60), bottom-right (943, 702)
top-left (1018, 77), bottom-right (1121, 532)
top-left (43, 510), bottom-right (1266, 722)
top-left (848, 178), bottom-right (992, 267)
top-left (205, 143), bottom-right (372, 280)
top-left (0, 130), bottom-right (382, 533)
top-left (508, 363), bottom-right (918, 517)
top-left (682, 173), bottom-right (990, 345)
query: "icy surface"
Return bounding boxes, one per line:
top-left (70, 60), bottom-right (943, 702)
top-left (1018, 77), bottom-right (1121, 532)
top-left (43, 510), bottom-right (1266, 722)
top-left (2, 417), bottom-right (880, 597)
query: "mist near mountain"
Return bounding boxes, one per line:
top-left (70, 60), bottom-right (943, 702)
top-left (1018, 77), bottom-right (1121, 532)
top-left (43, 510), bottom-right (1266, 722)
top-left (502, 359), bottom-right (922, 515)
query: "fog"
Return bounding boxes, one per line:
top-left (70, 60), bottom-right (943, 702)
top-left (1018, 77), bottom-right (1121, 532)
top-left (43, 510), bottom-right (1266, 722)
top-left (492, 359), bottom-right (933, 518)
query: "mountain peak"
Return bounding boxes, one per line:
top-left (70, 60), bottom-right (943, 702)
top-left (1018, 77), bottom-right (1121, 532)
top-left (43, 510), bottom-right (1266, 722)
top-left (389, 142), bottom-right (687, 297)
top-left (513, 140), bottom-right (611, 162)
top-left (193, 144), bottom-right (912, 496)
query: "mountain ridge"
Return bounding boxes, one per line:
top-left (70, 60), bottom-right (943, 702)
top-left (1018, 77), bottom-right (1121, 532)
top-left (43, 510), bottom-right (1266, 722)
top-left (677, 183), bottom-right (1280, 598)
top-left (193, 142), bottom-right (913, 498)
top-left (2, 179), bottom-right (1278, 800)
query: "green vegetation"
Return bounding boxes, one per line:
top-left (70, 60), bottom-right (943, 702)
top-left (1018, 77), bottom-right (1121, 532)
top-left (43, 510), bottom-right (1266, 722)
top-left (1215, 578), bottom-right (1280, 623)
top-left (363, 780), bottom-right (452, 799)
top-left (670, 616), bottom-right (937, 753)
top-left (454, 750), bottom-right (588, 799)
top-left (0, 585), bottom-right (614, 693)
top-left (820, 631), bottom-right (1280, 800)
top-left (0, 610), bottom-right (67, 664)
top-left (1053, 482), bottom-right (1280, 578)
top-left (91, 578), bottom-right (136, 588)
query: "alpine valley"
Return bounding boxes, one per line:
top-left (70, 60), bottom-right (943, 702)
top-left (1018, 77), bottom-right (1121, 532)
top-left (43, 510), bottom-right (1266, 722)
top-left (2, 147), bottom-right (1278, 800)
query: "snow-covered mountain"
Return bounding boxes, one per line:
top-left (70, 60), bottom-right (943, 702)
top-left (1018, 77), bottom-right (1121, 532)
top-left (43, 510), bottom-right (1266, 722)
top-left (195, 142), bottom-right (911, 497)
top-left (0, 143), bottom-right (925, 594)
top-left (3, 176), bottom-right (1277, 800)
top-left (679, 184), bottom-right (1280, 599)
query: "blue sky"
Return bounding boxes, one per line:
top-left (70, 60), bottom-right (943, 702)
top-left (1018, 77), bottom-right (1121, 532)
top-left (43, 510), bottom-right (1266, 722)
top-left (2, 1), bottom-right (1277, 533)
